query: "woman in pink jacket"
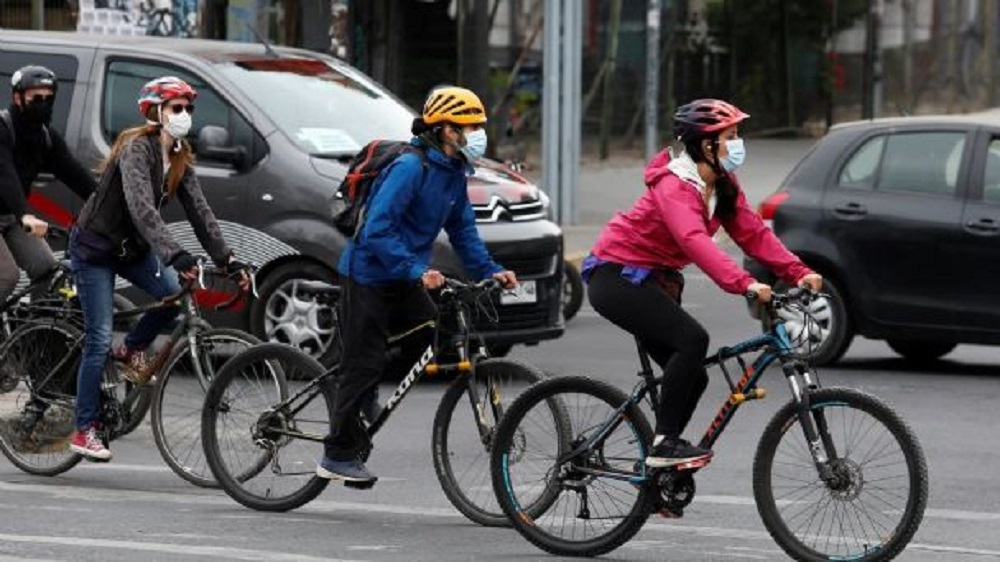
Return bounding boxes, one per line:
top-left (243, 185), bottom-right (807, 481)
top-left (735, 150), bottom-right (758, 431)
top-left (583, 99), bottom-right (823, 469)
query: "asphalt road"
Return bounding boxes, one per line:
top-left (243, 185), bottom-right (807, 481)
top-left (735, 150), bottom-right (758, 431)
top-left (1, 139), bottom-right (997, 560)
top-left (1, 264), bottom-right (998, 561)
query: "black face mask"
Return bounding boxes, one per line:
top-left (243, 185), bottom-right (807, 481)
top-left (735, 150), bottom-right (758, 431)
top-left (20, 97), bottom-right (55, 127)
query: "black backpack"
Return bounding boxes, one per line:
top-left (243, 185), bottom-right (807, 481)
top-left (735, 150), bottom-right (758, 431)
top-left (0, 108), bottom-right (52, 152)
top-left (331, 140), bottom-right (425, 237)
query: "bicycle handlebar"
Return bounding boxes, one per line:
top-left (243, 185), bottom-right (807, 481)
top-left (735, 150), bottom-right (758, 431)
top-left (162, 258), bottom-right (260, 310)
top-left (22, 223), bottom-right (69, 240)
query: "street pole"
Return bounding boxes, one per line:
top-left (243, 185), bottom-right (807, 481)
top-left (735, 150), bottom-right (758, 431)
top-left (986, 0), bottom-right (997, 107)
top-left (31, 0), bottom-right (45, 30)
top-left (542, 0), bottom-right (581, 225)
top-left (902, 0), bottom-right (913, 113)
top-left (599, 0), bottom-right (622, 160)
top-left (871, 0), bottom-right (883, 118)
top-left (645, 0), bottom-right (661, 161)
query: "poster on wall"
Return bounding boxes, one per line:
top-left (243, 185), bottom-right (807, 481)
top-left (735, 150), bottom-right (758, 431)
top-left (76, 0), bottom-right (199, 38)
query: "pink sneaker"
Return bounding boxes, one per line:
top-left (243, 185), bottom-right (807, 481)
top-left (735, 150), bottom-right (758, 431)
top-left (69, 423), bottom-right (111, 461)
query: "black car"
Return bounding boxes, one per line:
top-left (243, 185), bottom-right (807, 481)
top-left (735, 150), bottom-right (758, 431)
top-left (746, 114), bottom-right (1000, 364)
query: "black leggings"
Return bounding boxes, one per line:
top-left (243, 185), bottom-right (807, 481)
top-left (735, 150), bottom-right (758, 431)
top-left (587, 262), bottom-right (709, 438)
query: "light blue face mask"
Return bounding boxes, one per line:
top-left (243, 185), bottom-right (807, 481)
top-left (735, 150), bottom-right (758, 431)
top-left (720, 138), bottom-right (746, 172)
top-left (460, 128), bottom-right (488, 161)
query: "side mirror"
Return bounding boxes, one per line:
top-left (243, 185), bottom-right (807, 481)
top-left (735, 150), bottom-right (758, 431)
top-left (197, 125), bottom-right (248, 171)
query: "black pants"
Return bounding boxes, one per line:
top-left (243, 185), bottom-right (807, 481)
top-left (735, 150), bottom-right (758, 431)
top-left (323, 277), bottom-right (436, 461)
top-left (587, 262), bottom-right (709, 438)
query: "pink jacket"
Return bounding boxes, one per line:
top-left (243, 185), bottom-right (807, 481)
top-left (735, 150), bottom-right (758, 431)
top-left (590, 150), bottom-right (813, 294)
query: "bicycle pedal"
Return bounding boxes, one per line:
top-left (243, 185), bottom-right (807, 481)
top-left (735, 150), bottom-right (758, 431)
top-left (83, 456), bottom-right (111, 464)
top-left (343, 479), bottom-right (376, 490)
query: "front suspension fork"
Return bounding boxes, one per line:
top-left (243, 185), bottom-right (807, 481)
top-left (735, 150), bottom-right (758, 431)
top-left (782, 362), bottom-right (838, 481)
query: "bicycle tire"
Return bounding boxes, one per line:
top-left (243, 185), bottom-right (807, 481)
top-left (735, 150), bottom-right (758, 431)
top-left (202, 342), bottom-right (331, 512)
top-left (753, 387), bottom-right (928, 562)
top-left (491, 375), bottom-right (654, 557)
top-left (0, 322), bottom-right (83, 476)
top-left (432, 358), bottom-right (546, 526)
top-left (151, 328), bottom-right (262, 488)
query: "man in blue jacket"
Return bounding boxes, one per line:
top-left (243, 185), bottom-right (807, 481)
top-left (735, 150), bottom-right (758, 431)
top-left (318, 86), bottom-right (517, 484)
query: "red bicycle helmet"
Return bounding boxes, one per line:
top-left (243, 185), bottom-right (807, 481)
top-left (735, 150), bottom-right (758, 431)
top-left (673, 99), bottom-right (749, 141)
top-left (137, 76), bottom-right (197, 118)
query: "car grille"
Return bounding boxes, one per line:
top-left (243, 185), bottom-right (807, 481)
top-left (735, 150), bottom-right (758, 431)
top-left (499, 254), bottom-right (557, 278)
top-left (473, 196), bottom-right (547, 223)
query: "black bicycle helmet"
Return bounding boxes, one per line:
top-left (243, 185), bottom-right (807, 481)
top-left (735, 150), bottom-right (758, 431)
top-left (11, 65), bottom-right (58, 93)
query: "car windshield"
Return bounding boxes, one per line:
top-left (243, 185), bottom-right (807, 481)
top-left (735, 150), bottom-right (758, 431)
top-left (215, 57), bottom-right (414, 157)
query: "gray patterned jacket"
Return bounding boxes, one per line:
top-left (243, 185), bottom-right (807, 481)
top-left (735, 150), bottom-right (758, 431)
top-left (78, 133), bottom-right (231, 266)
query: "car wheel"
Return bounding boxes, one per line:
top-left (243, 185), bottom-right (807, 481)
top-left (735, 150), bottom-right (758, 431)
top-left (886, 339), bottom-right (956, 362)
top-left (249, 261), bottom-right (341, 369)
top-left (775, 277), bottom-right (853, 366)
top-left (562, 260), bottom-right (585, 321)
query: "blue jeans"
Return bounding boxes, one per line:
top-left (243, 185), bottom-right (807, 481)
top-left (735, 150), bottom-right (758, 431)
top-left (71, 248), bottom-right (180, 429)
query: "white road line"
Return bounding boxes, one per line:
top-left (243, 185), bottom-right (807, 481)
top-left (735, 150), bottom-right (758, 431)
top-left (2, 480), bottom-right (999, 557)
top-left (0, 534), bottom-right (362, 562)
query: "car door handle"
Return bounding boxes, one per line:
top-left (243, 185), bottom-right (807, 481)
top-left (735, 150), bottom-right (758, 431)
top-left (965, 218), bottom-right (1000, 235)
top-left (833, 202), bottom-right (868, 219)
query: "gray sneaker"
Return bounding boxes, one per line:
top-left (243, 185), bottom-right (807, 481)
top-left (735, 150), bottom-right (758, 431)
top-left (316, 456), bottom-right (377, 484)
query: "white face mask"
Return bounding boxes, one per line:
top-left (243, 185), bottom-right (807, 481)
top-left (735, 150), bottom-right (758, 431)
top-left (162, 108), bottom-right (192, 139)
top-left (460, 128), bottom-right (488, 161)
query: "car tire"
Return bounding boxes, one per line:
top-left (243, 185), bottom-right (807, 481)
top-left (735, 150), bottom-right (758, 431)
top-left (249, 261), bottom-right (341, 369)
top-left (887, 339), bottom-right (957, 362)
top-left (562, 260), bottom-right (584, 322)
top-left (775, 277), bottom-right (853, 366)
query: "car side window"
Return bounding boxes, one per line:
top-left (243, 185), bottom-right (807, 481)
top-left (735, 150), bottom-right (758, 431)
top-left (102, 59), bottom-right (265, 166)
top-left (876, 132), bottom-right (966, 197)
top-left (983, 139), bottom-right (1000, 204)
top-left (0, 53), bottom-right (80, 136)
top-left (838, 135), bottom-right (885, 189)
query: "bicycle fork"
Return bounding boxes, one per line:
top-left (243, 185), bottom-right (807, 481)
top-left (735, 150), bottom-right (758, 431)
top-left (781, 362), bottom-right (838, 481)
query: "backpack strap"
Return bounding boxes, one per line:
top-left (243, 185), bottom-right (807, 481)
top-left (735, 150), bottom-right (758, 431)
top-left (0, 108), bottom-right (52, 153)
top-left (0, 109), bottom-right (15, 147)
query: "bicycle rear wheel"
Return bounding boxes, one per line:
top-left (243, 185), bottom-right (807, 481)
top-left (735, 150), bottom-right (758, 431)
top-left (491, 376), bottom-right (654, 557)
top-left (202, 342), bottom-right (332, 511)
top-left (0, 322), bottom-right (82, 476)
top-left (753, 387), bottom-right (928, 562)
top-left (151, 328), bottom-right (262, 488)
top-left (432, 358), bottom-right (546, 527)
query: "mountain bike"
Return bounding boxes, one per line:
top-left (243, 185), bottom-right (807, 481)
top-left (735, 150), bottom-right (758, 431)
top-left (202, 278), bottom-right (548, 526)
top-left (490, 288), bottom-right (928, 560)
top-left (0, 263), bottom-right (263, 487)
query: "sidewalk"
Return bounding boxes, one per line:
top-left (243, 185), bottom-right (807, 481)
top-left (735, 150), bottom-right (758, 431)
top-left (554, 138), bottom-right (818, 267)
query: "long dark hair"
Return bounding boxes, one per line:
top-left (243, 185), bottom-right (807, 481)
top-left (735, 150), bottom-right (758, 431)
top-left (99, 106), bottom-right (193, 199)
top-left (682, 136), bottom-right (738, 220)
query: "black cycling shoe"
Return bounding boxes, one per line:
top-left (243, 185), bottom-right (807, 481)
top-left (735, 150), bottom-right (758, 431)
top-left (646, 437), bottom-right (713, 469)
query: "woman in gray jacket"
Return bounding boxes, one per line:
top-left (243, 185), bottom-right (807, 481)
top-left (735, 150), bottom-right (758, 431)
top-left (68, 76), bottom-right (246, 460)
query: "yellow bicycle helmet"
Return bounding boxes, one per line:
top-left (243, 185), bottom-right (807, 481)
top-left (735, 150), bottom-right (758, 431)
top-left (421, 86), bottom-right (487, 126)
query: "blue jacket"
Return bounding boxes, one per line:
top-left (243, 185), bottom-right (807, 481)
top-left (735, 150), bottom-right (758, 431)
top-left (338, 138), bottom-right (502, 286)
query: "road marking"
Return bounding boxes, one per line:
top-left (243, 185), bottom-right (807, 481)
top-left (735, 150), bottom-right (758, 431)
top-left (2, 480), bottom-right (999, 558)
top-left (0, 534), bottom-right (362, 562)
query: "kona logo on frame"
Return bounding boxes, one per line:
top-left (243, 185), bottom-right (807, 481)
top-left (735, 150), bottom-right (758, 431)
top-left (385, 346), bottom-right (434, 411)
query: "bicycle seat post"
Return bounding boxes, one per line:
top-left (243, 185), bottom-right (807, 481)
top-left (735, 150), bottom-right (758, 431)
top-left (634, 337), bottom-right (655, 379)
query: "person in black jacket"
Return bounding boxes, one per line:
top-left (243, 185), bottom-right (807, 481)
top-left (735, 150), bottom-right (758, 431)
top-left (68, 76), bottom-right (248, 461)
top-left (0, 65), bottom-right (98, 304)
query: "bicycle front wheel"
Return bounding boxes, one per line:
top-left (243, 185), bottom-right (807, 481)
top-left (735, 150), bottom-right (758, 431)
top-left (491, 375), bottom-right (654, 557)
top-left (432, 358), bottom-right (545, 527)
top-left (202, 342), bottom-right (331, 512)
top-left (753, 387), bottom-right (928, 562)
top-left (0, 322), bottom-right (82, 476)
top-left (151, 328), bottom-right (262, 488)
